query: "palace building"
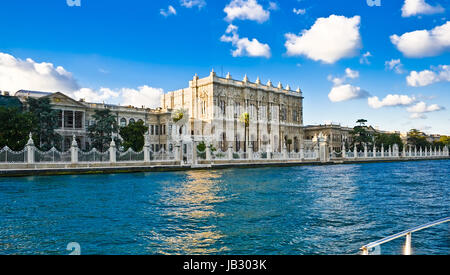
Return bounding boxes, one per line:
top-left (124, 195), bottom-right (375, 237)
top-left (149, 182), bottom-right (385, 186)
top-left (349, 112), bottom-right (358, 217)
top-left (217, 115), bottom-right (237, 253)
top-left (162, 70), bottom-right (305, 153)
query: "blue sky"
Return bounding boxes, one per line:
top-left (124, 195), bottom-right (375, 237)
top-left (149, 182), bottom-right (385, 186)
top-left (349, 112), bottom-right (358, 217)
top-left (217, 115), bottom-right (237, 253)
top-left (0, 0), bottom-right (449, 134)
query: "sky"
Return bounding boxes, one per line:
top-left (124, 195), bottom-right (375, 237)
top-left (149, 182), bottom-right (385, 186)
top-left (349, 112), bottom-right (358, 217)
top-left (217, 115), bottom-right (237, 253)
top-left (0, 0), bottom-right (449, 135)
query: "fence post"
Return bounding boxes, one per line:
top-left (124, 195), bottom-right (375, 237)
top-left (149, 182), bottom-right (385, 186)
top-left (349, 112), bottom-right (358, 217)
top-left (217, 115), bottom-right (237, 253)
top-left (372, 146), bottom-right (376, 158)
top-left (404, 233), bottom-right (412, 255)
top-left (206, 144), bottom-right (211, 161)
top-left (300, 143), bottom-right (304, 160)
top-left (364, 144), bottom-right (368, 158)
top-left (354, 144), bottom-right (357, 159)
top-left (282, 144), bottom-right (288, 160)
top-left (388, 145), bottom-right (392, 158)
top-left (248, 143), bottom-right (254, 161)
top-left (402, 145), bottom-right (406, 158)
top-left (267, 144), bottom-right (272, 160)
top-left (381, 144), bottom-right (384, 158)
top-left (192, 141), bottom-right (198, 165)
top-left (26, 133), bottom-right (35, 164)
top-left (144, 134), bottom-right (150, 162)
top-left (342, 143), bottom-right (346, 159)
top-left (444, 146), bottom-right (449, 156)
top-left (71, 134), bottom-right (78, 164)
top-left (174, 143), bottom-right (181, 162)
top-left (109, 137), bottom-right (116, 163)
top-left (228, 144), bottom-right (233, 160)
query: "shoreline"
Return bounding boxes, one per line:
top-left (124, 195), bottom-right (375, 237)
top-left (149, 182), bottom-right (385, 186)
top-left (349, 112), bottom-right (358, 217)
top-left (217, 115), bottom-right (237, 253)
top-left (0, 156), bottom-right (448, 178)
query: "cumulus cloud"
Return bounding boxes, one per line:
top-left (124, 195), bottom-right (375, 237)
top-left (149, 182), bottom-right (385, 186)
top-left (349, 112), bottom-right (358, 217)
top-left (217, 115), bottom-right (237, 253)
top-left (407, 101), bottom-right (444, 119)
top-left (285, 15), bottom-right (362, 64)
top-left (406, 65), bottom-right (450, 87)
top-left (160, 5), bottom-right (177, 17)
top-left (0, 52), bottom-right (80, 94)
top-left (0, 52), bottom-right (164, 109)
top-left (224, 0), bottom-right (270, 23)
top-left (327, 68), bottom-right (369, 102)
top-left (368, 94), bottom-right (416, 109)
top-left (328, 84), bottom-right (369, 102)
top-left (180, 0), bottom-right (206, 9)
top-left (220, 24), bottom-right (271, 58)
top-left (385, 59), bottom-right (406, 74)
top-left (390, 21), bottom-right (450, 58)
top-left (401, 0), bottom-right (444, 17)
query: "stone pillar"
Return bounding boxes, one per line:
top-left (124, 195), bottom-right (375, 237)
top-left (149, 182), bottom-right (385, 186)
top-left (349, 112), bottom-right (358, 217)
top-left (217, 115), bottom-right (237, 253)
top-left (314, 143), bottom-right (320, 161)
top-left (282, 145), bottom-right (288, 160)
top-left (372, 146), bottom-right (376, 158)
top-left (206, 144), bottom-right (212, 161)
top-left (354, 144), bottom-right (357, 159)
top-left (248, 143), bottom-right (254, 161)
top-left (144, 134), bottom-right (151, 162)
top-left (228, 143), bottom-right (233, 160)
top-left (192, 141), bottom-right (198, 165)
top-left (444, 146), bottom-right (449, 156)
top-left (26, 133), bottom-right (35, 164)
top-left (109, 137), bottom-right (116, 163)
top-left (381, 144), bottom-right (384, 158)
top-left (300, 143), bottom-right (304, 160)
top-left (318, 136), bottom-right (328, 163)
top-left (402, 145), bottom-right (406, 158)
top-left (267, 143), bottom-right (272, 160)
top-left (414, 146), bottom-right (417, 158)
top-left (174, 143), bottom-right (181, 162)
top-left (393, 144), bottom-right (399, 157)
top-left (342, 143), bottom-right (346, 159)
top-left (71, 134), bottom-right (79, 164)
top-left (419, 147), bottom-right (423, 157)
top-left (409, 145), bottom-right (412, 157)
top-left (388, 145), bottom-right (391, 158)
top-left (364, 144), bottom-right (368, 158)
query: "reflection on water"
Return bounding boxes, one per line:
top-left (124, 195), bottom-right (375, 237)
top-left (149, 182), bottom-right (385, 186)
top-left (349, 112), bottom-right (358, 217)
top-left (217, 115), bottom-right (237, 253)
top-left (148, 170), bottom-right (230, 254)
top-left (0, 160), bottom-right (448, 255)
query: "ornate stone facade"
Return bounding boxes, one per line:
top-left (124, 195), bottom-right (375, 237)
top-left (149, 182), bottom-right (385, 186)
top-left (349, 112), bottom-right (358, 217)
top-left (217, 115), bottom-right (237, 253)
top-left (162, 71), bottom-right (305, 152)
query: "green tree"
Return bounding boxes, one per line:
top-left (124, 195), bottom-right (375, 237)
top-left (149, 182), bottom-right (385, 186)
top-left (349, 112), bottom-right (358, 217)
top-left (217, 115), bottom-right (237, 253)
top-left (0, 107), bottom-right (35, 151)
top-left (119, 120), bottom-right (149, 152)
top-left (350, 125), bottom-right (372, 151)
top-left (88, 109), bottom-right (120, 152)
top-left (356, 119), bottom-right (368, 126)
top-left (374, 133), bottom-right (404, 151)
top-left (407, 129), bottom-right (430, 148)
top-left (26, 97), bottom-right (62, 150)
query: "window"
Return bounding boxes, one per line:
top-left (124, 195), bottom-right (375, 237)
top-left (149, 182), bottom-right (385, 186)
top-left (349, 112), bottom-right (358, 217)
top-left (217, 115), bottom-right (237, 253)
top-left (155, 125), bottom-right (159, 135)
top-left (150, 125), bottom-right (154, 135)
top-left (57, 110), bottom-right (63, 128)
top-left (120, 118), bottom-right (127, 127)
top-left (129, 118), bottom-right (135, 124)
top-left (64, 111), bottom-right (74, 128)
top-left (138, 119), bottom-right (144, 124)
top-left (75, 111), bottom-right (83, 129)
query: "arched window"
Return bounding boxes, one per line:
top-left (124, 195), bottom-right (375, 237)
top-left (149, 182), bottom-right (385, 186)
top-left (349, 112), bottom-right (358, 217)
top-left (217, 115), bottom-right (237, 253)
top-left (129, 118), bottom-right (135, 124)
top-left (138, 119), bottom-right (144, 124)
top-left (120, 118), bottom-right (127, 127)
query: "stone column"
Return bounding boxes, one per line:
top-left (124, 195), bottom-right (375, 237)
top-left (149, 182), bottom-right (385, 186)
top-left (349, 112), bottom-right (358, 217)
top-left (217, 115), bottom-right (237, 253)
top-left (26, 133), bottom-right (35, 164)
top-left (71, 134), bottom-right (79, 164)
top-left (342, 142), bottom-right (346, 159)
top-left (174, 143), bottom-right (181, 162)
top-left (144, 134), bottom-right (151, 162)
top-left (319, 137), bottom-right (328, 163)
top-left (414, 146), bottom-right (417, 158)
top-left (248, 143), bottom-right (254, 161)
top-left (282, 145), bottom-right (288, 160)
top-left (409, 145), bottom-right (412, 157)
top-left (381, 144), bottom-right (384, 158)
top-left (228, 143), bottom-right (233, 160)
top-left (206, 144), bottom-right (212, 161)
top-left (364, 144), bottom-right (368, 158)
top-left (388, 145), bottom-right (391, 158)
top-left (372, 146), bottom-right (376, 158)
top-left (314, 143), bottom-right (320, 161)
top-left (267, 143), bottom-right (272, 160)
top-left (109, 137), bottom-right (116, 163)
top-left (192, 141), bottom-right (198, 165)
top-left (354, 144), bottom-right (357, 159)
top-left (300, 143), bottom-right (304, 160)
top-left (402, 145), bottom-right (406, 158)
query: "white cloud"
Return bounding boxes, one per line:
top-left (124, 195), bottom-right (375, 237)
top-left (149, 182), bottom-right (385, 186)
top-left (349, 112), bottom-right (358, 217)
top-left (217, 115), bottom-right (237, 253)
top-left (268, 2), bottom-right (279, 11)
top-left (406, 65), bottom-right (450, 87)
top-left (220, 24), bottom-right (271, 58)
top-left (401, 0), bottom-right (444, 17)
top-left (368, 94), bottom-right (416, 109)
top-left (0, 52), bottom-right (80, 94)
top-left (385, 59), bottom-right (406, 74)
top-left (285, 15), bottom-right (362, 64)
top-left (328, 84), bottom-right (369, 102)
top-left (180, 0), bottom-right (206, 9)
top-left (0, 52), bottom-right (164, 109)
top-left (224, 0), bottom-right (270, 23)
top-left (160, 5), bottom-right (177, 17)
top-left (120, 86), bottom-right (165, 109)
top-left (327, 68), bottom-right (369, 102)
top-left (293, 8), bottom-right (306, 15)
top-left (390, 21), bottom-right (450, 58)
top-left (359, 51), bottom-right (372, 65)
top-left (407, 101), bottom-right (444, 119)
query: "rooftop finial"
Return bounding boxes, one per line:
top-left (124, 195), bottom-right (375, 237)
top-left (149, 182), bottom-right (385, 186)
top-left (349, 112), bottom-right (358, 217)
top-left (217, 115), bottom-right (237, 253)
top-left (277, 82), bottom-right (283, 89)
top-left (267, 79), bottom-right (272, 87)
top-left (286, 84), bottom-right (291, 91)
top-left (210, 68), bottom-right (216, 77)
top-left (256, 76), bottom-right (261, 84)
top-left (243, 74), bottom-right (248, 83)
top-left (296, 87), bottom-right (301, 93)
top-left (226, 72), bottom-right (231, 79)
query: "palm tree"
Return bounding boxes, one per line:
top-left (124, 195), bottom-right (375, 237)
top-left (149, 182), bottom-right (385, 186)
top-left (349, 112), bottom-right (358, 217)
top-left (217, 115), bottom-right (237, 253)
top-left (240, 112), bottom-right (250, 152)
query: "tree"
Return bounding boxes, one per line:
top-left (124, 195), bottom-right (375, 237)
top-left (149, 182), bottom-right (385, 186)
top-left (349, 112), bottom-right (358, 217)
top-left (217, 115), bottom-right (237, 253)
top-left (119, 120), bottom-right (148, 152)
top-left (88, 109), bottom-right (120, 152)
top-left (239, 112), bottom-right (250, 152)
top-left (374, 133), bottom-right (403, 151)
top-left (0, 107), bottom-right (35, 151)
top-left (407, 129), bottom-right (430, 148)
top-left (350, 126), bottom-right (372, 150)
top-left (357, 119), bottom-right (368, 126)
top-left (26, 97), bottom-right (62, 150)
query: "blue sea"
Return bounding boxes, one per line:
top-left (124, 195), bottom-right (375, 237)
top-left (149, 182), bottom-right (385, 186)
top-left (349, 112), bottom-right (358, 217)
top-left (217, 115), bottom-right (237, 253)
top-left (0, 160), bottom-right (449, 255)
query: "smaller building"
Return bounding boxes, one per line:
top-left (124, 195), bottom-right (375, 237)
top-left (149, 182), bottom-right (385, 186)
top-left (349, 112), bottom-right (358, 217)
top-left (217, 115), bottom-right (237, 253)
top-left (304, 124), bottom-right (353, 152)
